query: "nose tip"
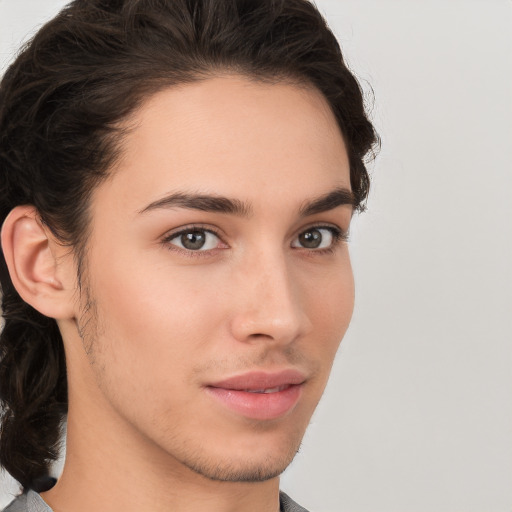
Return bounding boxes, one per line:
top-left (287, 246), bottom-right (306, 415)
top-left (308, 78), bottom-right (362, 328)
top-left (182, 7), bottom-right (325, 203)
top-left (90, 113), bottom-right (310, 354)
top-left (229, 266), bottom-right (312, 345)
top-left (231, 316), bottom-right (303, 344)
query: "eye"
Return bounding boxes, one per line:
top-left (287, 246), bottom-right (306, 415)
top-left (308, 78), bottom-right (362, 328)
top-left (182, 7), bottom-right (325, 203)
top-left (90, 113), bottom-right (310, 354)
top-left (165, 228), bottom-right (222, 251)
top-left (291, 227), bottom-right (341, 250)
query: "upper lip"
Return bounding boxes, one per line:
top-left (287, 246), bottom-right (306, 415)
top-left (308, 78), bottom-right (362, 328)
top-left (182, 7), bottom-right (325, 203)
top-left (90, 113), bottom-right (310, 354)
top-left (207, 369), bottom-right (307, 391)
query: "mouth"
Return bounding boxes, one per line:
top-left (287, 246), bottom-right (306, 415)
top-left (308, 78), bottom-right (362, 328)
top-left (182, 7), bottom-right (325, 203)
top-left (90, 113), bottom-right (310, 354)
top-left (205, 370), bottom-right (306, 421)
top-left (244, 385), bottom-right (292, 394)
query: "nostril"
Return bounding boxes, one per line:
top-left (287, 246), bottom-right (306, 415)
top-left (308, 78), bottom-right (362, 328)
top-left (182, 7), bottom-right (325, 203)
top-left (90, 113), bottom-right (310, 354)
top-left (248, 333), bottom-right (273, 339)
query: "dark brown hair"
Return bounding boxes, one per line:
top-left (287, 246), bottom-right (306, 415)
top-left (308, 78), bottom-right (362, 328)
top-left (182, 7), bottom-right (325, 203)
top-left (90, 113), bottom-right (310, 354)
top-left (0, 0), bottom-right (378, 491)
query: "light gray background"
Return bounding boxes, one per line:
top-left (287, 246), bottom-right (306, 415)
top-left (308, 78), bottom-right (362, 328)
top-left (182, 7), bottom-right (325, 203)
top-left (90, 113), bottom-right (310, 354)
top-left (1, 1), bottom-right (511, 511)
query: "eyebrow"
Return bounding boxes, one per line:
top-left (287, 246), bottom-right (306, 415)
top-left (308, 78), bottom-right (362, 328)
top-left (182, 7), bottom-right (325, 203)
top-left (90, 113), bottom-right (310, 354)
top-left (138, 187), bottom-right (356, 217)
top-left (299, 187), bottom-right (357, 216)
top-left (139, 192), bottom-right (252, 217)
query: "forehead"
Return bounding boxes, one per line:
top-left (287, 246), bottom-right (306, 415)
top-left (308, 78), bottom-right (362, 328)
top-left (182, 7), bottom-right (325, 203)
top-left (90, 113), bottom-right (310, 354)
top-left (98, 75), bottom-right (350, 215)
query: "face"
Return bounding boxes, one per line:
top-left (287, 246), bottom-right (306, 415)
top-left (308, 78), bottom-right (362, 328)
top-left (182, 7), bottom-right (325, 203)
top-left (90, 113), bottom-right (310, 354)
top-left (67, 75), bottom-right (354, 482)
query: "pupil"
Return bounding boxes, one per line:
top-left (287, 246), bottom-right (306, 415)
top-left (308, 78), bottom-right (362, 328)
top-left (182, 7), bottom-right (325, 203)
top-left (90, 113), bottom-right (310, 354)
top-left (300, 229), bottom-right (322, 248)
top-left (181, 231), bottom-right (206, 250)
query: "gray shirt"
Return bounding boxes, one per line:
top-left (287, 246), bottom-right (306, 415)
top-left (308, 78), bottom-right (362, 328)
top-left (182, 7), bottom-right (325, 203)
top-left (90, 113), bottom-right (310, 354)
top-left (2, 489), bottom-right (309, 512)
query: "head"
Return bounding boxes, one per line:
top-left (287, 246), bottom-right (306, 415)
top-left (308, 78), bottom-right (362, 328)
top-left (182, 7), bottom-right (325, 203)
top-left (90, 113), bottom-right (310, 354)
top-left (0, 0), bottom-right (378, 492)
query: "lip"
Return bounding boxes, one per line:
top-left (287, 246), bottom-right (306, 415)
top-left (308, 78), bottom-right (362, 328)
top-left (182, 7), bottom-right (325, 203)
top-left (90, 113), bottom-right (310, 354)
top-left (205, 370), bottom-right (306, 421)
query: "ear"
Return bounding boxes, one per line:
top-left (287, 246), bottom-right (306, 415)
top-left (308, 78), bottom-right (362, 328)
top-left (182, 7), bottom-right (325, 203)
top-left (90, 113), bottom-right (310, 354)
top-left (1, 205), bottom-right (76, 320)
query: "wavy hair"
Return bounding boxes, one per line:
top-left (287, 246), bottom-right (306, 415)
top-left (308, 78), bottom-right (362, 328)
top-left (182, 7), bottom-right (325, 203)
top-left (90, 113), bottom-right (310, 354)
top-left (0, 0), bottom-right (378, 491)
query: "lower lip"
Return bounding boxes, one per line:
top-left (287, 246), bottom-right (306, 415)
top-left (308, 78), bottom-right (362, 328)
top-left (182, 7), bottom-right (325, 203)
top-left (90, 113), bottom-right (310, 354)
top-left (205, 384), bottom-right (303, 421)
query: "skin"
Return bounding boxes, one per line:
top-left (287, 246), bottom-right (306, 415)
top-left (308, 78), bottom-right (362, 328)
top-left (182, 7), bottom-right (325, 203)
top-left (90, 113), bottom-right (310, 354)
top-left (9, 75), bottom-right (355, 512)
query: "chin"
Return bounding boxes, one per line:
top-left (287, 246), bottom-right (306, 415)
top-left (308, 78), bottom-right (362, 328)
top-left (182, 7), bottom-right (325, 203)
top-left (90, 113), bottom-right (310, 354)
top-left (170, 428), bottom-right (304, 483)
top-left (181, 448), bottom-right (300, 483)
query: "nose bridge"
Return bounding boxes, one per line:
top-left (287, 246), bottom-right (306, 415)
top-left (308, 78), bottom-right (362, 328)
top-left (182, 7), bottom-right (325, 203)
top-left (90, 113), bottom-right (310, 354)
top-left (230, 245), bottom-right (310, 344)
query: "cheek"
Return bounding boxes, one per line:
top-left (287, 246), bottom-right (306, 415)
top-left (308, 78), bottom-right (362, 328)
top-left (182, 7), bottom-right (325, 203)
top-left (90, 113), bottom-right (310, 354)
top-left (93, 262), bottom-right (221, 355)
top-left (82, 264), bottom-right (219, 423)
top-left (302, 257), bottom-right (355, 357)
top-left (86, 250), bottom-right (241, 400)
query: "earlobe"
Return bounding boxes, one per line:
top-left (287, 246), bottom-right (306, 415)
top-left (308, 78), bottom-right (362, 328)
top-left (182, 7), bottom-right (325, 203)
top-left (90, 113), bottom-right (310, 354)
top-left (1, 205), bottom-right (76, 320)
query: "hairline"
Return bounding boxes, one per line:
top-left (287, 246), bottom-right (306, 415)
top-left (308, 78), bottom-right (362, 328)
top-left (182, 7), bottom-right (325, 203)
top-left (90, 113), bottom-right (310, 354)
top-left (71, 68), bottom-right (352, 282)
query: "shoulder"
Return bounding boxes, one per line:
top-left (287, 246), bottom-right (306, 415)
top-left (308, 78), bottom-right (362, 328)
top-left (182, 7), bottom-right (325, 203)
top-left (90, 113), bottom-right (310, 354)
top-left (2, 493), bottom-right (27, 512)
top-left (2, 491), bottom-right (52, 512)
top-left (279, 491), bottom-right (310, 512)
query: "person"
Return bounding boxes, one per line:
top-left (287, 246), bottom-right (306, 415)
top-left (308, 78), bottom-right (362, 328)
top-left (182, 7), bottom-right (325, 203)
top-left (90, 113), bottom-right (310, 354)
top-left (0, 0), bottom-right (378, 511)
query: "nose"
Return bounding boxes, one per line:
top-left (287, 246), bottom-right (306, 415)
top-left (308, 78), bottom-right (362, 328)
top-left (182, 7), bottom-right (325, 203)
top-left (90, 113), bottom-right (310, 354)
top-left (229, 250), bottom-right (312, 346)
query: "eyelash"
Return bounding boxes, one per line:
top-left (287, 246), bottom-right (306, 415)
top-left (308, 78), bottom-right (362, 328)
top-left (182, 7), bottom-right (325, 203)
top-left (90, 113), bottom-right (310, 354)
top-left (161, 223), bottom-right (348, 258)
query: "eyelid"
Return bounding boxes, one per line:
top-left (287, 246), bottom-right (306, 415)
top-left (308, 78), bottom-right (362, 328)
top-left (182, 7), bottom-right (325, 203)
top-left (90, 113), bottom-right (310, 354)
top-left (162, 224), bottom-right (218, 239)
top-left (297, 222), bottom-right (349, 240)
